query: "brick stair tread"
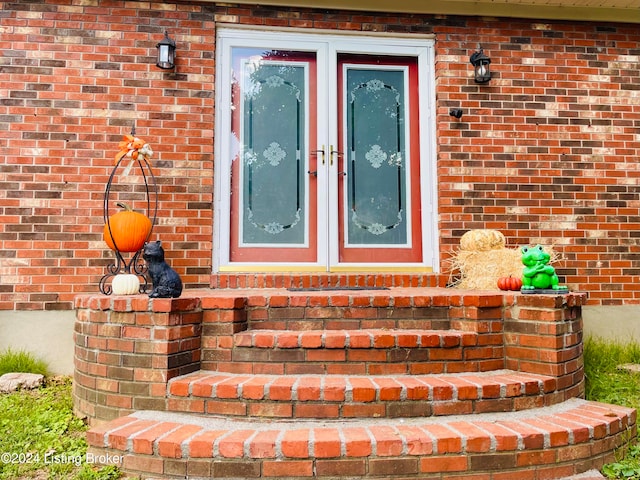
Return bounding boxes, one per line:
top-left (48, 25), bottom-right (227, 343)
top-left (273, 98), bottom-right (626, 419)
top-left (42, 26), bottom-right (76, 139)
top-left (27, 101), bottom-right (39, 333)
top-left (233, 328), bottom-right (477, 349)
top-left (88, 398), bottom-right (634, 461)
top-left (166, 370), bottom-right (561, 419)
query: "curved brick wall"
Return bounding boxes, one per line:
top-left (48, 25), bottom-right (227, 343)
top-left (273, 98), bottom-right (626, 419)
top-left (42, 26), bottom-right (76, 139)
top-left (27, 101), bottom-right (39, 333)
top-left (73, 289), bottom-right (587, 424)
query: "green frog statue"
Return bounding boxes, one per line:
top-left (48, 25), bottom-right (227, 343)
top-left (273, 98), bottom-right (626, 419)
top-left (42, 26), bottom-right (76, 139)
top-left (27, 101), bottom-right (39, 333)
top-left (521, 245), bottom-right (568, 292)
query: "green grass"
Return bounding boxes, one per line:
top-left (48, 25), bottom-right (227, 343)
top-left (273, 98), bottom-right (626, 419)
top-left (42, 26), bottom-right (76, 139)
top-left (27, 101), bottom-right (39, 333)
top-left (584, 337), bottom-right (640, 479)
top-left (584, 337), bottom-right (640, 411)
top-left (0, 348), bottom-right (50, 377)
top-left (0, 377), bottom-right (121, 480)
top-left (0, 337), bottom-right (638, 479)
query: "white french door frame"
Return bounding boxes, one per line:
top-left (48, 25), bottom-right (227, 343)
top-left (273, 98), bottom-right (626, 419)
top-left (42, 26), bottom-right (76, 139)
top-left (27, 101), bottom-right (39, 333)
top-left (213, 27), bottom-right (438, 272)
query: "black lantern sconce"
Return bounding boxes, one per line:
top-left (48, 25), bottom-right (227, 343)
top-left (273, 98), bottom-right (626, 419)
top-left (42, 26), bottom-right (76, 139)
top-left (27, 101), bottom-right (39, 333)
top-left (469, 48), bottom-right (491, 84)
top-left (156, 31), bottom-right (176, 69)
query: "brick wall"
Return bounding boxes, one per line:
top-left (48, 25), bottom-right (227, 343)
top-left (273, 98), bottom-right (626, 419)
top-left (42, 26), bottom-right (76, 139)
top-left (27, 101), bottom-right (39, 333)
top-left (0, 1), bottom-right (216, 310)
top-left (2, 1), bottom-right (640, 309)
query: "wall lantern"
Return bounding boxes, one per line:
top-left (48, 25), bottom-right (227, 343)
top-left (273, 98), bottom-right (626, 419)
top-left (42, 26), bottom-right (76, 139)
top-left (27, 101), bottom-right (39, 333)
top-left (156, 31), bottom-right (176, 69)
top-left (469, 48), bottom-right (491, 84)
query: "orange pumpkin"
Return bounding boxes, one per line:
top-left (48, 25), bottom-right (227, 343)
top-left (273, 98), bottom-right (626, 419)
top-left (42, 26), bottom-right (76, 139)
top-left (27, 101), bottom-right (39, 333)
top-left (497, 275), bottom-right (523, 291)
top-left (103, 202), bottom-right (152, 252)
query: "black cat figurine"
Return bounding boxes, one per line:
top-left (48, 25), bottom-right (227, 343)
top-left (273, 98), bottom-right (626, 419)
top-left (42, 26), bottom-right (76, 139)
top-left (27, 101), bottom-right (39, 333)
top-left (143, 241), bottom-right (183, 298)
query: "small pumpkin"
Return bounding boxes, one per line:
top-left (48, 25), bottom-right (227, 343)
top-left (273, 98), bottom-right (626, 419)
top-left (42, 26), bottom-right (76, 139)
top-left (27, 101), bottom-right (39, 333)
top-left (111, 274), bottom-right (140, 295)
top-left (103, 202), bottom-right (152, 252)
top-left (497, 275), bottom-right (523, 291)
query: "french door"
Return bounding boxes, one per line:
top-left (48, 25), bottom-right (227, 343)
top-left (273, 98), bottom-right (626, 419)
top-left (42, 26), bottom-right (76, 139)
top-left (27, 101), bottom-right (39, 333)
top-left (214, 29), bottom-right (437, 272)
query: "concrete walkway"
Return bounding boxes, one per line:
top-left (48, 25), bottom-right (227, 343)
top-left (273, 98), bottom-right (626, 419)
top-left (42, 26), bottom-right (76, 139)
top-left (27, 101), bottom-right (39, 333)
top-left (561, 471), bottom-right (605, 479)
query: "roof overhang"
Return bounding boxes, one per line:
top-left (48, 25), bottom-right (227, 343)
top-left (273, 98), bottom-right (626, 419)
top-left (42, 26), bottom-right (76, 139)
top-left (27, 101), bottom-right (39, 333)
top-left (219, 0), bottom-right (640, 24)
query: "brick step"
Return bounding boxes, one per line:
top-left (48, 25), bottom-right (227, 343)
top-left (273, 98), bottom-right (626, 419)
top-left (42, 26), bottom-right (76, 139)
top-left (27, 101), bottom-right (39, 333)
top-left (166, 369), bottom-right (563, 419)
top-left (234, 328), bottom-right (478, 350)
top-left (206, 329), bottom-right (504, 375)
top-left (200, 287), bottom-right (484, 332)
top-left (86, 398), bottom-right (635, 480)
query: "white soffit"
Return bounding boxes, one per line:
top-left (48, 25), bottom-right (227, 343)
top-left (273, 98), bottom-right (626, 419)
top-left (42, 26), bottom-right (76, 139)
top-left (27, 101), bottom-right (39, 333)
top-left (219, 0), bottom-right (640, 24)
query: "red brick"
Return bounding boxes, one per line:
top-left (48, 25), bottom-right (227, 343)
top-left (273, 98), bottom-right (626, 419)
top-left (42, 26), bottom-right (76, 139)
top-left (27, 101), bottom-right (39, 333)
top-left (263, 460), bottom-right (313, 477)
top-left (218, 430), bottom-right (254, 458)
top-left (343, 427), bottom-right (372, 457)
top-left (448, 422), bottom-right (493, 453)
top-left (313, 428), bottom-right (342, 458)
top-left (421, 455), bottom-right (468, 473)
top-left (249, 402), bottom-right (293, 418)
top-left (132, 422), bottom-right (181, 455)
top-left (397, 425), bottom-right (434, 455)
top-left (349, 377), bottom-right (376, 402)
top-left (322, 377), bottom-right (347, 401)
top-left (168, 380), bottom-right (190, 397)
top-left (268, 376), bottom-right (296, 400)
top-left (348, 332), bottom-right (372, 348)
top-left (216, 377), bottom-right (248, 398)
top-left (315, 459), bottom-right (366, 476)
top-left (342, 403), bottom-right (386, 418)
top-left (422, 424), bottom-right (463, 454)
top-left (281, 429), bottom-right (311, 458)
top-left (87, 416), bottom-right (140, 447)
top-left (157, 425), bottom-right (203, 458)
top-left (299, 332), bottom-right (323, 348)
top-left (296, 403), bottom-right (340, 418)
top-left (520, 418), bottom-right (570, 447)
top-left (122, 454), bottom-right (164, 475)
top-left (206, 400), bottom-right (247, 416)
top-left (249, 430), bottom-right (279, 458)
top-left (189, 375), bottom-right (225, 397)
top-left (241, 377), bottom-right (269, 400)
top-left (296, 377), bottom-right (322, 401)
top-left (370, 426), bottom-right (404, 456)
top-left (375, 377), bottom-right (402, 401)
top-left (276, 332), bottom-right (301, 348)
top-left (189, 430), bottom-right (227, 458)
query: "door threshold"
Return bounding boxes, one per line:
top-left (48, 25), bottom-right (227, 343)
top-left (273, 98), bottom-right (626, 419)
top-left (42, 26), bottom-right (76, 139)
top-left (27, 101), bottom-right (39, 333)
top-left (217, 265), bottom-right (434, 273)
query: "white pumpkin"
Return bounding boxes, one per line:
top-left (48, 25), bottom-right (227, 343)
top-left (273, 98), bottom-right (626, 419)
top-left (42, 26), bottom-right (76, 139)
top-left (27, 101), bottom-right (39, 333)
top-left (111, 274), bottom-right (140, 295)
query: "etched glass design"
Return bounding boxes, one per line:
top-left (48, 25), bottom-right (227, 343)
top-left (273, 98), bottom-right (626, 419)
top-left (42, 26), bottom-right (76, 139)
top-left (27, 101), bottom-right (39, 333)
top-left (346, 68), bottom-right (408, 245)
top-left (238, 55), bottom-right (307, 245)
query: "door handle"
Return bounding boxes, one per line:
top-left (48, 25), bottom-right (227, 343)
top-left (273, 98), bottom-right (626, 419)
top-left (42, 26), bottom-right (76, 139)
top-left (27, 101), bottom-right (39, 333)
top-left (311, 146), bottom-right (325, 165)
top-left (338, 171), bottom-right (346, 176)
top-left (330, 145), bottom-right (343, 166)
top-left (307, 170), bottom-right (317, 177)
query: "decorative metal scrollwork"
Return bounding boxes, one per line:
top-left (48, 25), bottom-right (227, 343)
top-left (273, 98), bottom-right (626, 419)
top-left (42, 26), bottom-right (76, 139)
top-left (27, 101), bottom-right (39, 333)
top-left (99, 126), bottom-right (158, 295)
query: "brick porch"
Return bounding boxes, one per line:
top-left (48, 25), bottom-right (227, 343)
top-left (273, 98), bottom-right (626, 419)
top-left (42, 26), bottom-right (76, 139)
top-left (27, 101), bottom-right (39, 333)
top-left (74, 274), bottom-right (636, 479)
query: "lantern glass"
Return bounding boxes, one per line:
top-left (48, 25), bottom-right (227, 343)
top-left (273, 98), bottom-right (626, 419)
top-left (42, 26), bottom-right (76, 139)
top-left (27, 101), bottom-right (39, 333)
top-left (470, 49), bottom-right (491, 84)
top-left (156, 32), bottom-right (176, 69)
top-left (474, 61), bottom-right (490, 83)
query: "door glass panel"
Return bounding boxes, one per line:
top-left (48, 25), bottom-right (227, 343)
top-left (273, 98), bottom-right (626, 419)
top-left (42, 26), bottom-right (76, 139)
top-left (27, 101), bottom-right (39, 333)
top-left (235, 50), bottom-right (309, 246)
top-left (344, 65), bottom-right (409, 247)
top-left (228, 48), bottom-right (318, 263)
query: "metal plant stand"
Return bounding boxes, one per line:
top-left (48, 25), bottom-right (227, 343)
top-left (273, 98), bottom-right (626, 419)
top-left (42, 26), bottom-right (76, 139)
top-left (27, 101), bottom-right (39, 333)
top-left (99, 128), bottom-right (158, 295)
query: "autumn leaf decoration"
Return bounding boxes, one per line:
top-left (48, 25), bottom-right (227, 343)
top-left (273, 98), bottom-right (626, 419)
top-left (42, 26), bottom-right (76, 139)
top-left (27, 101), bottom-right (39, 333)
top-left (114, 134), bottom-right (154, 165)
